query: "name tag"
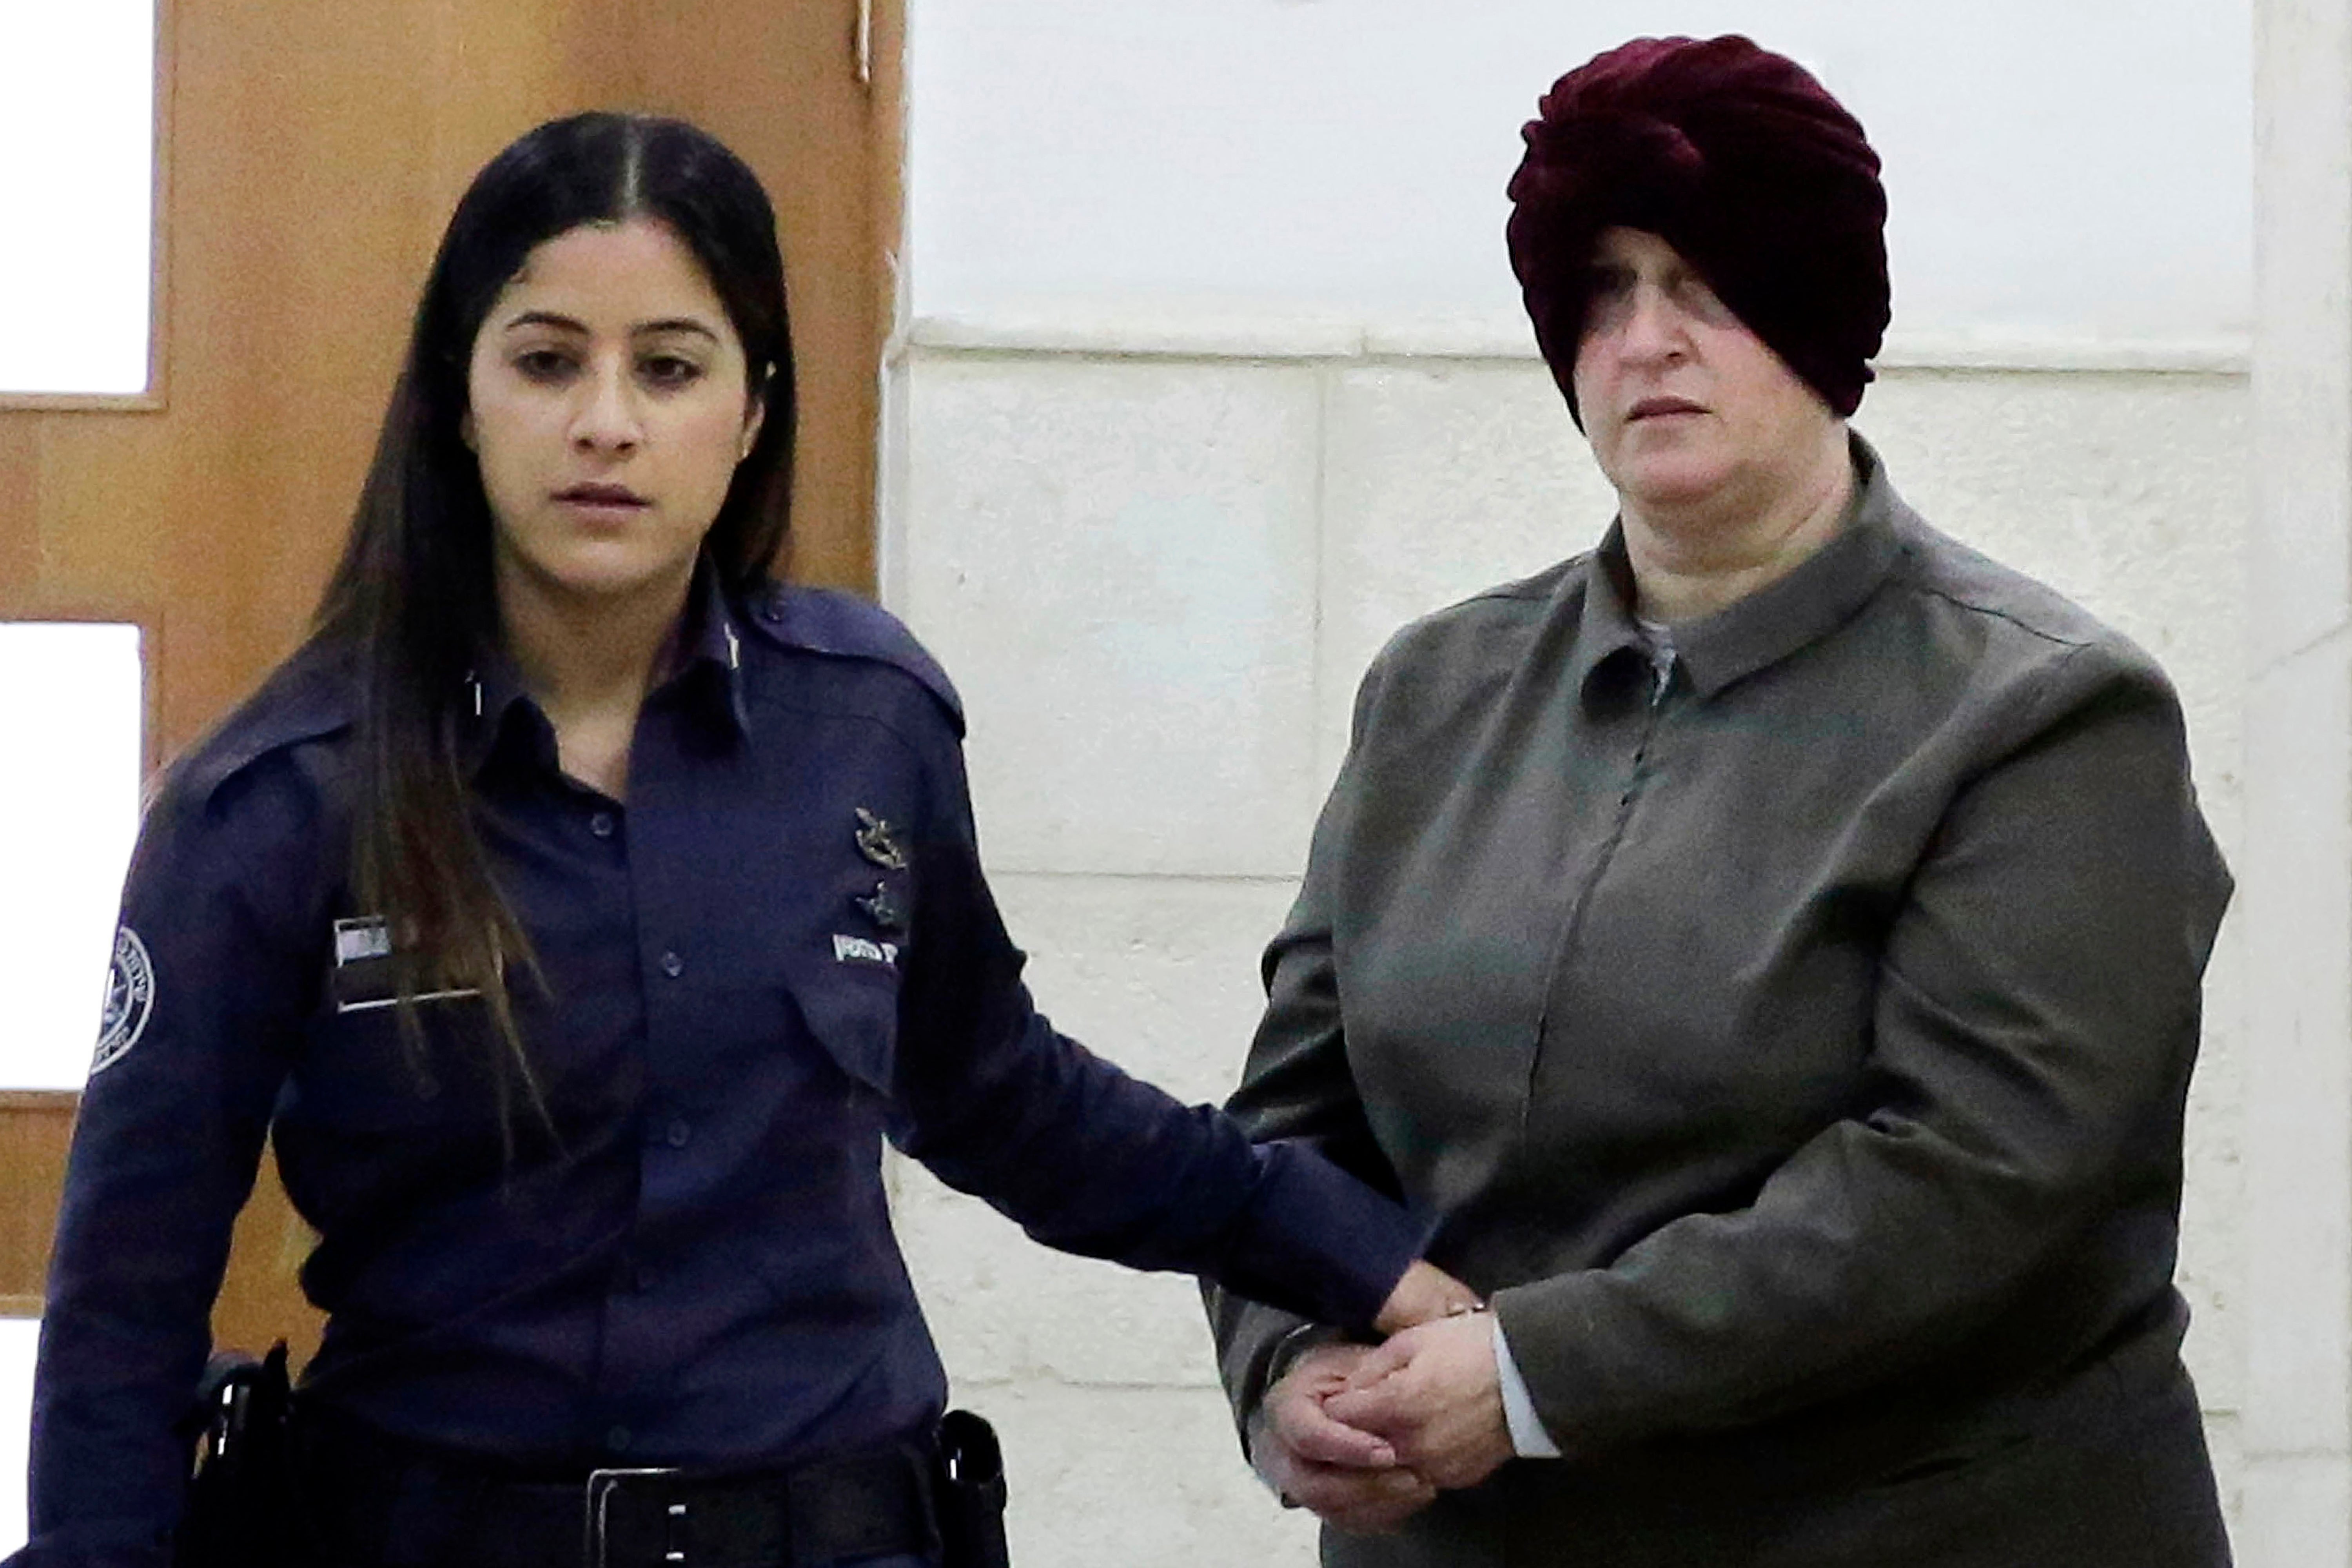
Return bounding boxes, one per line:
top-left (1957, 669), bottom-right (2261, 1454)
top-left (832, 933), bottom-right (899, 967)
top-left (331, 916), bottom-right (485, 1014)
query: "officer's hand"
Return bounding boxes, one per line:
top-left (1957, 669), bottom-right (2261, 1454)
top-left (1252, 1344), bottom-right (1437, 1534)
top-left (1326, 1314), bottom-right (1513, 1491)
top-left (1372, 1260), bottom-right (1481, 1334)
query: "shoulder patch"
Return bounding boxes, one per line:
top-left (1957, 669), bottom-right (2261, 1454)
top-left (177, 643), bottom-right (357, 805)
top-left (91, 926), bottom-right (155, 1076)
top-left (744, 583), bottom-right (965, 733)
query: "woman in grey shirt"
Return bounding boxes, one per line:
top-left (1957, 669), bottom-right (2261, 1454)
top-left (1207, 34), bottom-right (2234, 1568)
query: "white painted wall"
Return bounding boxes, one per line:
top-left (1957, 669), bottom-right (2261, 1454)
top-left (2238, 0), bottom-right (2352, 1559)
top-left (908, 0), bottom-right (2251, 347)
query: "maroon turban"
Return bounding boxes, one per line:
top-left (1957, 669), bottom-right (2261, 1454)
top-left (1506, 36), bottom-right (1888, 426)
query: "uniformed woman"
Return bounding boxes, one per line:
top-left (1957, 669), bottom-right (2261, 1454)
top-left (12, 113), bottom-right (1466, 1568)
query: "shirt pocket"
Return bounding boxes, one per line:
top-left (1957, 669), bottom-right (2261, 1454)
top-left (782, 946), bottom-right (904, 1098)
top-left (292, 994), bottom-right (508, 1146)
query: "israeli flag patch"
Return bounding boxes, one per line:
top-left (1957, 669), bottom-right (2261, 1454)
top-left (335, 918), bottom-right (394, 964)
top-left (331, 915), bottom-right (482, 1013)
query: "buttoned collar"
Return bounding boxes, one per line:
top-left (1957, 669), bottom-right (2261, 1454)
top-left (671, 562), bottom-right (753, 736)
top-left (458, 561), bottom-right (750, 783)
top-left (1567, 534), bottom-right (1655, 708)
top-left (1575, 432), bottom-right (1902, 706)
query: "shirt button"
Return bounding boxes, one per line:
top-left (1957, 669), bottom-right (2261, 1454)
top-left (635, 1263), bottom-right (655, 1291)
top-left (606, 1425), bottom-right (632, 1453)
top-left (589, 812), bottom-right (615, 839)
top-left (659, 950), bottom-right (684, 978)
top-left (666, 1118), bottom-right (692, 1149)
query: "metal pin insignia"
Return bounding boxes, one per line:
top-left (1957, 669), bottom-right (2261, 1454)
top-left (856, 881), bottom-right (907, 933)
top-left (855, 808), bottom-right (907, 871)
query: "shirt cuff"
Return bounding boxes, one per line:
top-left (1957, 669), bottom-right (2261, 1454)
top-left (1493, 1316), bottom-right (1563, 1459)
top-left (1219, 1140), bottom-right (1426, 1335)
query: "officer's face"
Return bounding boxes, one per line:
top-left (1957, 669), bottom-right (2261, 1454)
top-left (464, 218), bottom-right (764, 613)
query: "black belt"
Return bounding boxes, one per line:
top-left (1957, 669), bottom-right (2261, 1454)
top-left (583, 1450), bottom-right (937, 1568)
top-left (291, 1406), bottom-right (940, 1568)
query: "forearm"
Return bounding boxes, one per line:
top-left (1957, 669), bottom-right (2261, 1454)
top-left (1205, 912), bottom-right (1412, 1417)
top-left (1488, 1124), bottom-right (2084, 1449)
top-left (902, 1004), bottom-right (1419, 1332)
top-left (1491, 985), bottom-right (2208, 1450)
top-left (27, 1101), bottom-right (265, 1564)
top-left (25, 808), bottom-right (294, 1562)
top-left (900, 760), bottom-right (1426, 1331)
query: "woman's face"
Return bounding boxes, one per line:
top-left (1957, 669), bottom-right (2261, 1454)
top-left (465, 217), bottom-right (763, 610)
top-left (1571, 227), bottom-right (1836, 523)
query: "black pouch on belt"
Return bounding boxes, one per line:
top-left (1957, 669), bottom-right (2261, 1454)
top-left (933, 1410), bottom-right (1010, 1568)
top-left (174, 1341), bottom-right (293, 1568)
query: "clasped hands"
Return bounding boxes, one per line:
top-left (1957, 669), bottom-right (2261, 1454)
top-left (1251, 1261), bottom-right (1516, 1534)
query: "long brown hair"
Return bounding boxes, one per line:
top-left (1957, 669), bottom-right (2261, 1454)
top-left (312, 113), bottom-right (795, 1122)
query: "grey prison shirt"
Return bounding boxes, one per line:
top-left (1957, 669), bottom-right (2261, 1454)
top-left (1207, 434), bottom-right (2232, 1560)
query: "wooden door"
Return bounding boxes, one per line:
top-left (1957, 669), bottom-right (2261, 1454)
top-left (0, 0), bottom-right (903, 1365)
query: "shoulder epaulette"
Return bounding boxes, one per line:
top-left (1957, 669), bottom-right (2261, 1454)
top-left (177, 643), bottom-right (357, 806)
top-left (743, 583), bottom-right (965, 736)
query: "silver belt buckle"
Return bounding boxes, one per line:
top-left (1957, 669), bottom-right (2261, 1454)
top-left (586, 1466), bottom-right (688, 1568)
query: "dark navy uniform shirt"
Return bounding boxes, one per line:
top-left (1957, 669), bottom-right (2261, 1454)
top-left (18, 577), bottom-right (1418, 1568)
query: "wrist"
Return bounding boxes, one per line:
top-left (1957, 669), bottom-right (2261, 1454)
top-left (1374, 1260), bottom-right (1486, 1334)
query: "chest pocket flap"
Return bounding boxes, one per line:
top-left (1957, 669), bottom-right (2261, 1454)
top-left (785, 946), bottom-right (902, 1097)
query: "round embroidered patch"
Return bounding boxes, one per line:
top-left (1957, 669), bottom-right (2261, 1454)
top-left (92, 926), bottom-right (155, 1076)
